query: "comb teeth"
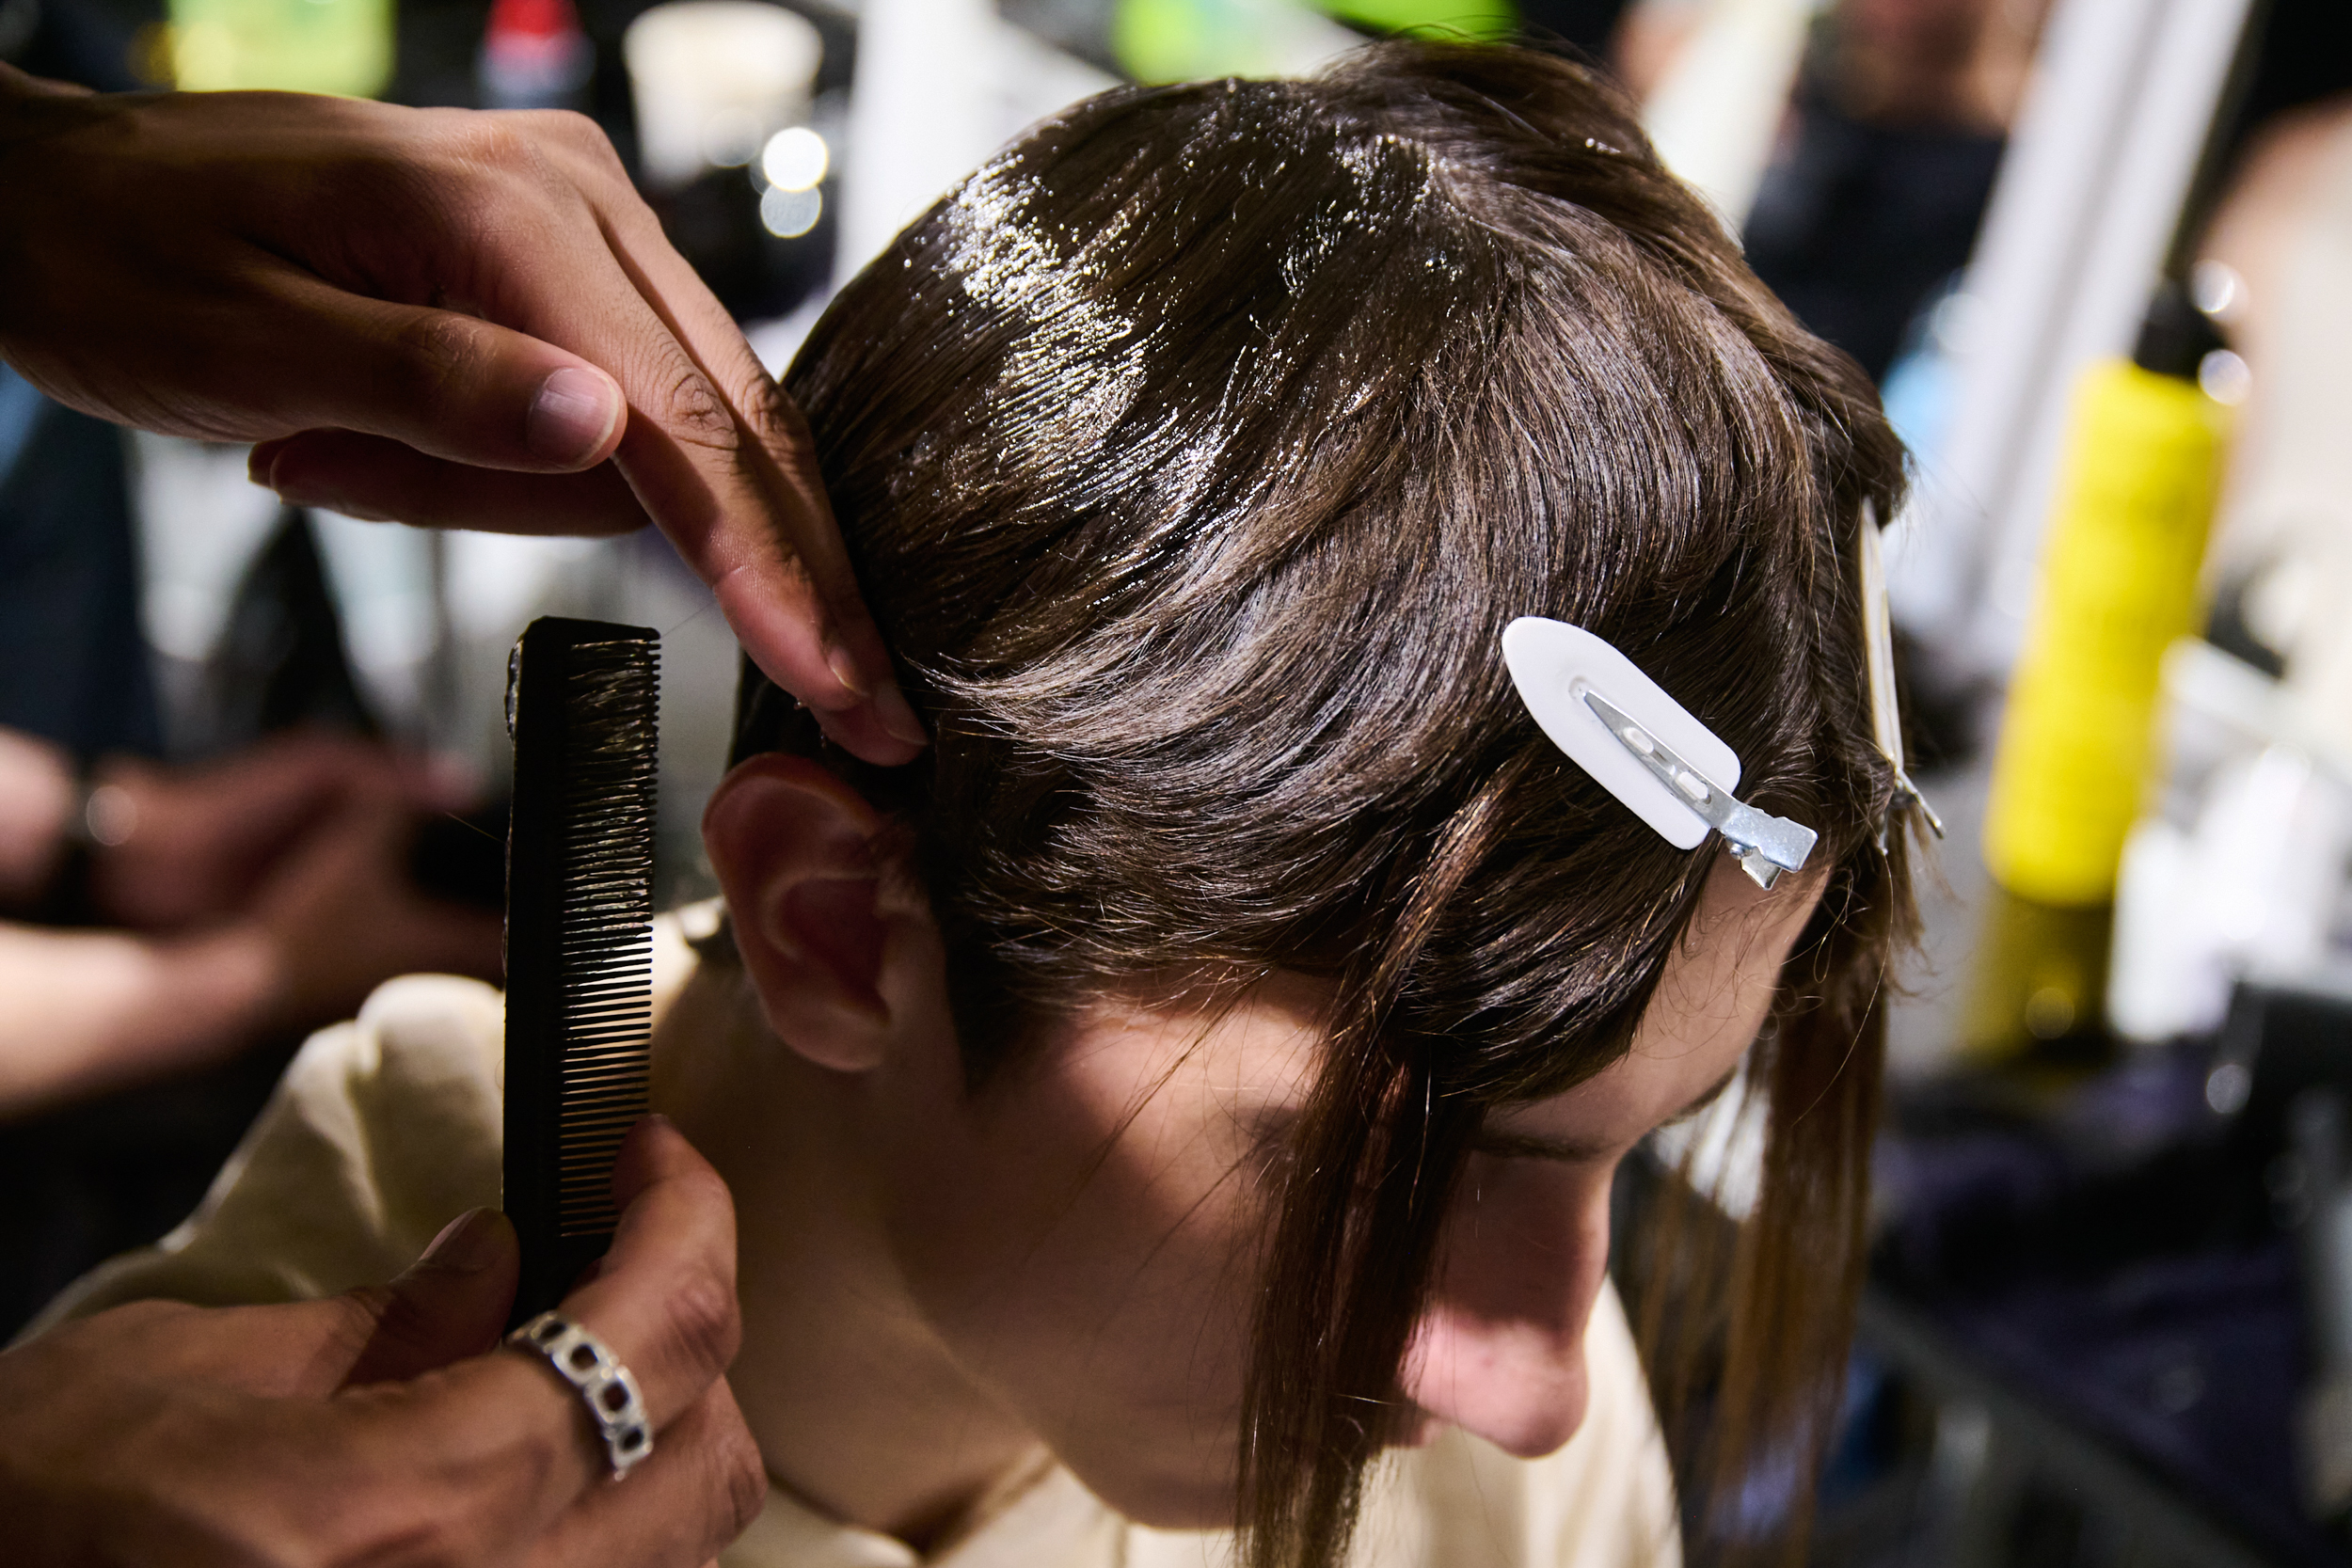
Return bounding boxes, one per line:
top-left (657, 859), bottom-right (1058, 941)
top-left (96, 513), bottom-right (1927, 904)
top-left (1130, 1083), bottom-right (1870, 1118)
top-left (548, 640), bottom-right (658, 1237)
top-left (505, 618), bottom-right (661, 1321)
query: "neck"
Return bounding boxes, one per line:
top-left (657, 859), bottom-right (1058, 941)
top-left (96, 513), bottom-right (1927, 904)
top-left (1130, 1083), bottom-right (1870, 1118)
top-left (652, 967), bottom-right (1041, 1547)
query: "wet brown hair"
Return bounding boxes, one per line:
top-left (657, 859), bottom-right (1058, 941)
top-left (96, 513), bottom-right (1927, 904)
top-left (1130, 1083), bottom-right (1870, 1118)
top-left (736, 39), bottom-right (1913, 1568)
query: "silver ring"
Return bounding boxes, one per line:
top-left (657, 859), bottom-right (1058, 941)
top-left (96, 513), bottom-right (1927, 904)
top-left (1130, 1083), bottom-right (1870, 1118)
top-left (506, 1311), bottom-right (654, 1480)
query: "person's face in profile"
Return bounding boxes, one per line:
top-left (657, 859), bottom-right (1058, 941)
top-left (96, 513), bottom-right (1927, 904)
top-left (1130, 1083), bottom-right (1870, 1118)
top-left (702, 758), bottom-right (1822, 1529)
top-left (881, 856), bottom-right (1811, 1524)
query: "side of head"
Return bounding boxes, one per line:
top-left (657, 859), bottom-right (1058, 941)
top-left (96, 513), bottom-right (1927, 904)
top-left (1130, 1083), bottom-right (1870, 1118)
top-left (720, 40), bottom-right (1910, 1567)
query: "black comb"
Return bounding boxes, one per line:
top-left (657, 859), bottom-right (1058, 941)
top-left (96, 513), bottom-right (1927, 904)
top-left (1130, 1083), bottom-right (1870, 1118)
top-left (503, 616), bottom-right (660, 1323)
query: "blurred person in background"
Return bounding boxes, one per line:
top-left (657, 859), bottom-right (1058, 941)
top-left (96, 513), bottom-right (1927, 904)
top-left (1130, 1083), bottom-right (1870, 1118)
top-left (1733, 0), bottom-right (2047, 382)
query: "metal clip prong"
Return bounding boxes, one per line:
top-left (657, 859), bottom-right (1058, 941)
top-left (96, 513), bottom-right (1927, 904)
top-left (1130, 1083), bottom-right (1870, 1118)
top-left (1582, 691), bottom-right (1818, 889)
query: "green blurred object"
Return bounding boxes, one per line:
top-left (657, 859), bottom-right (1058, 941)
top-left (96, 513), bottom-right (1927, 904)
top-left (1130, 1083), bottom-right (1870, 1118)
top-left (1114, 0), bottom-right (1513, 83)
top-left (168, 0), bottom-right (394, 97)
top-left (1317, 0), bottom-right (1515, 38)
top-left (1116, 0), bottom-right (1321, 80)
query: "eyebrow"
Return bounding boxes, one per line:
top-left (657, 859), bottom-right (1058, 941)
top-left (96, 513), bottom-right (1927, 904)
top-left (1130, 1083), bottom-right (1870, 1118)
top-left (1469, 1063), bottom-right (1742, 1164)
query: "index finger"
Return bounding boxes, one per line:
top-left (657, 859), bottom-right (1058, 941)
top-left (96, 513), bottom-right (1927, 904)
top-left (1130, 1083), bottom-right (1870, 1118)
top-left (600, 261), bottom-right (927, 766)
top-left (513, 127), bottom-right (925, 762)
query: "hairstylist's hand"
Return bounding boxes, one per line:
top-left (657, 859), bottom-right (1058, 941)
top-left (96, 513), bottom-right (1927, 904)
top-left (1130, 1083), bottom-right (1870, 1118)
top-left (242, 788), bottom-right (505, 1031)
top-left (0, 65), bottom-right (920, 766)
top-left (2, 1117), bottom-right (766, 1567)
top-left (87, 733), bottom-right (469, 931)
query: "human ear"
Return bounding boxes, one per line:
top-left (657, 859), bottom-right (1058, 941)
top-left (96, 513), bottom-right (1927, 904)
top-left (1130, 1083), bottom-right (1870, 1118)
top-left (701, 753), bottom-right (901, 1072)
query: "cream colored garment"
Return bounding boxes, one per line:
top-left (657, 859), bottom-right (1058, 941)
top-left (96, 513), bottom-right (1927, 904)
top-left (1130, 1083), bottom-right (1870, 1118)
top-left (28, 917), bottom-right (1681, 1568)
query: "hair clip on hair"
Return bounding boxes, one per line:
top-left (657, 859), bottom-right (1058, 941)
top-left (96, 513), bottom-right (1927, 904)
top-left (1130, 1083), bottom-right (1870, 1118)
top-left (1502, 618), bottom-right (1818, 889)
top-left (1859, 503), bottom-right (1943, 843)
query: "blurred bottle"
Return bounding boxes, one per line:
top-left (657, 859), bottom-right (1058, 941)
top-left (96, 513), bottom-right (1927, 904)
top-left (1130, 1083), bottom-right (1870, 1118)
top-left (479, 0), bottom-right (593, 112)
top-left (167, 0), bottom-right (392, 97)
top-left (1966, 282), bottom-right (2235, 1058)
top-left (623, 2), bottom-right (818, 191)
top-left (623, 1), bottom-right (826, 321)
top-left (1961, 889), bottom-right (2114, 1060)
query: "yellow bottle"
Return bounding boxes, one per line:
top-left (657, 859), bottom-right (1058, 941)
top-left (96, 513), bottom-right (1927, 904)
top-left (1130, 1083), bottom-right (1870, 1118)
top-left (1981, 356), bottom-right (2232, 906)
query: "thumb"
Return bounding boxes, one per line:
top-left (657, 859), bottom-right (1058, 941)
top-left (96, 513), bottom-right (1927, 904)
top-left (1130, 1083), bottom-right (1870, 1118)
top-left (341, 1208), bottom-right (520, 1387)
top-left (255, 277), bottom-right (628, 474)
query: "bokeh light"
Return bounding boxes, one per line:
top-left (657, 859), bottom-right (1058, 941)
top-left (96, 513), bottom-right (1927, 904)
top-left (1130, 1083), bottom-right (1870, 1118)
top-left (761, 126), bottom-right (829, 193)
top-left (761, 182), bottom-right (822, 238)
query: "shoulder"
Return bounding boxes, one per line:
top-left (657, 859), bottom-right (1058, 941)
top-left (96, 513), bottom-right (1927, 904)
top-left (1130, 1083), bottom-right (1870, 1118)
top-left (20, 974), bottom-right (506, 1337)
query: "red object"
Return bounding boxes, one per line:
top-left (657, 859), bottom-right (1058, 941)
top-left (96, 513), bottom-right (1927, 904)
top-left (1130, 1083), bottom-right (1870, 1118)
top-left (480, 0), bottom-right (590, 107)
top-left (487, 0), bottom-right (582, 46)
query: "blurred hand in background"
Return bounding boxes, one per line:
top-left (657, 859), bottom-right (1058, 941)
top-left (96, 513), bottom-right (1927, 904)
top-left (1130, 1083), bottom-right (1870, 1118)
top-left (84, 733), bottom-right (472, 931)
top-left (0, 725), bottom-right (501, 1118)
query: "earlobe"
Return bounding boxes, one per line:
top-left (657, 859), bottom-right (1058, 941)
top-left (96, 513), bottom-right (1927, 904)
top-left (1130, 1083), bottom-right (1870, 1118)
top-left (702, 755), bottom-right (897, 1072)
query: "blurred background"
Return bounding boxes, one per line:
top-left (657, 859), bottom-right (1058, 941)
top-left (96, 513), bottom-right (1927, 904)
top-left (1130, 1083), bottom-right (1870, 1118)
top-left (7, 0), bottom-right (2352, 1561)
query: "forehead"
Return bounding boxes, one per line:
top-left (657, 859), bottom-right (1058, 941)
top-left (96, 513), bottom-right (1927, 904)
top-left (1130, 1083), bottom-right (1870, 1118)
top-left (1473, 855), bottom-right (1821, 1148)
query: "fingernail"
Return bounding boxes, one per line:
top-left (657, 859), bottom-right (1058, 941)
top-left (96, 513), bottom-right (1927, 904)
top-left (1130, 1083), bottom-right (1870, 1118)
top-left (266, 476), bottom-right (326, 508)
top-left (526, 367), bottom-right (622, 466)
top-left (418, 1208), bottom-right (503, 1274)
top-left (874, 683), bottom-right (928, 747)
top-left (271, 480), bottom-right (396, 524)
top-left (826, 644), bottom-right (871, 699)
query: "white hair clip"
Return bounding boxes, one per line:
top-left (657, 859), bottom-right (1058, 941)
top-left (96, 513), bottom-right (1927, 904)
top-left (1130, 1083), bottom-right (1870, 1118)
top-left (1502, 617), bottom-right (1818, 889)
top-left (1859, 502), bottom-right (1943, 842)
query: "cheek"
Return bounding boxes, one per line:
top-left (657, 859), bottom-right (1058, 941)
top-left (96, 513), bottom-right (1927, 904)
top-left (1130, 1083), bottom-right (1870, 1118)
top-left (870, 1057), bottom-right (1277, 1522)
top-left (1441, 1155), bottom-right (1614, 1319)
top-left (889, 1100), bottom-right (1263, 1376)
